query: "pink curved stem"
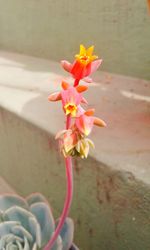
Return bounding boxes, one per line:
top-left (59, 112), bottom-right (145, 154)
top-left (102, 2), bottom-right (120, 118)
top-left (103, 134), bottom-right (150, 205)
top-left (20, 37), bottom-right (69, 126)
top-left (44, 157), bottom-right (73, 249)
top-left (44, 115), bottom-right (73, 250)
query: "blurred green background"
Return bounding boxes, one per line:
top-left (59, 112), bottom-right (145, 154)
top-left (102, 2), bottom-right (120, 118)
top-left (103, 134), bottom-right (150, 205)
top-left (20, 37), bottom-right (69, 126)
top-left (0, 0), bottom-right (149, 79)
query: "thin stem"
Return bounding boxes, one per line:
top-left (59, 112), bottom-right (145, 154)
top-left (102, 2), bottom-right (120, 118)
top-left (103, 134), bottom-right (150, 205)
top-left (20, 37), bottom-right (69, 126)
top-left (74, 79), bottom-right (80, 87)
top-left (44, 157), bottom-right (73, 250)
top-left (44, 115), bottom-right (73, 250)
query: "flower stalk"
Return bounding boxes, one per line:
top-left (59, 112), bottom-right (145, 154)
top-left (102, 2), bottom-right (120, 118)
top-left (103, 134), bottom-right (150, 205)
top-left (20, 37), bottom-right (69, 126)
top-left (46, 44), bottom-right (106, 249)
top-left (44, 114), bottom-right (73, 250)
top-left (44, 157), bottom-right (73, 250)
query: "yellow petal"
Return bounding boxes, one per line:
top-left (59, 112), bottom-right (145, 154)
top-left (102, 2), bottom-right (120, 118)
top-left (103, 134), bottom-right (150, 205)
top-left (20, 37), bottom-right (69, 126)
top-left (91, 55), bottom-right (98, 61)
top-left (83, 140), bottom-right (89, 158)
top-left (75, 141), bottom-right (81, 153)
top-left (86, 138), bottom-right (95, 149)
top-left (72, 109), bottom-right (77, 117)
top-left (65, 109), bottom-right (70, 115)
top-left (87, 45), bottom-right (94, 57)
top-left (80, 44), bottom-right (86, 55)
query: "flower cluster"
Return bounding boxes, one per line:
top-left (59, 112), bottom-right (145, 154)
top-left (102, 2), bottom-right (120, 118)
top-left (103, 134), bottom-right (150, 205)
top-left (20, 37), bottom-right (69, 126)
top-left (49, 45), bottom-right (106, 159)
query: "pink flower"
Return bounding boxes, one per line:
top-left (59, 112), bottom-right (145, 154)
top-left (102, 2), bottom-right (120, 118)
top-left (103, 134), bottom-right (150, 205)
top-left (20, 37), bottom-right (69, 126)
top-left (55, 128), bottom-right (95, 158)
top-left (56, 129), bottom-right (78, 157)
top-left (61, 86), bottom-right (81, 117)
top-left (48, 81), bottom-right (88, 117)
top-left (75, 109), bottom-right (106, 136)
top-left (61, 44), bottom-right (102, 81)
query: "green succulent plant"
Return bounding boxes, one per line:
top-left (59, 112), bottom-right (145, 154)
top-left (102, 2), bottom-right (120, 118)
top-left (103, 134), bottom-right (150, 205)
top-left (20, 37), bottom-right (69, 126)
top-left (0, 193), bottom-right (79, 250)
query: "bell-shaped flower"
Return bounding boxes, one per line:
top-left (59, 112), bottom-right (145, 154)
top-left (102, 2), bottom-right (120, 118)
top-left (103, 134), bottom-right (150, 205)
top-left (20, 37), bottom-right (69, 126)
top-left (75, 138), bottom-right (95, 159)
top-left (56, 129), bottom-right (79, 157)
top-left (48, 82), bottom-right (88, 117)
top-left (61, 87), bottom-right (82, 117)
top-left (55, 129), bottom-right (78, 157)
top-left (61, 45), bottom-right (102, 81)
top-left (56, 127), bottom-right (95, 159)
top-left (75, 109), bottom-right (106, 136)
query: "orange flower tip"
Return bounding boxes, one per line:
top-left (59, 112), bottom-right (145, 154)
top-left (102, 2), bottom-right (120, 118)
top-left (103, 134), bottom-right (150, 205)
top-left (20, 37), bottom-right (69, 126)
top-left (61, 81), bottom-right (70, 90)
top-left (48, 92), bottom-right (61, 102)
top-left (85, 109), bottom-right (95, 116)
top-left (94, 118), bottom-right (106, 127)
top-left (76, 85), bottom-right (88, 93)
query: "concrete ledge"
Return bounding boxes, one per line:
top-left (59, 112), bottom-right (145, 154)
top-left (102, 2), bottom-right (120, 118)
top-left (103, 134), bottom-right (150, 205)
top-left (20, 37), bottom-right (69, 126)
top-left (0, 50), bottom-right (149, 183)
top-left (0, 51), bottom-right (150, 250)
top-left (0, 177), bottom-right (15, 194)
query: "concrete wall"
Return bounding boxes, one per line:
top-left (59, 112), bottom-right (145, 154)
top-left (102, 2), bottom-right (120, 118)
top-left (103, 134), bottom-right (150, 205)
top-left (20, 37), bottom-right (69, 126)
top-left (0, 0), bottom-right (149, 80)
top-left (1, 108), bottom-right (150, 250)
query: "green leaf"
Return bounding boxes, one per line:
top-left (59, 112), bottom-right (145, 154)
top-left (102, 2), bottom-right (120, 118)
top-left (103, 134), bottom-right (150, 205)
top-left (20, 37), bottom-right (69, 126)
top-left (56, 218), bottom-right (74, 250)
top-left (0, 195), bottom-right (28, 212)
top-left (12, 225), bottom-right (33, 244)
top-left (30, 202), bottom-right (55, 247)
top-left (23, 237), bottom-right (30, 250)
top-left (6, 242), bottom-right (18, 250)
top-left (0, 233), bottom-right (22, 249)
top-left (51, 235), bottom-right (62, 250)
top-left (29, 217), bottom-right (41, 248)
top-left (26, 194), bottom-right (48, 207)
top-left (0, 221), bottom-right (20, 236)
top-left (4, 206), bottom-right (36, 233)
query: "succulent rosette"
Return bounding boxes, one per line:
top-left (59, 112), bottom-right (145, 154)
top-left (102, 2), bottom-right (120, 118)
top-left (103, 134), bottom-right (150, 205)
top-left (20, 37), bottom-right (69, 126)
top-left (0, 193), bottom-right (79, 250)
